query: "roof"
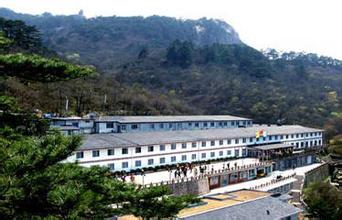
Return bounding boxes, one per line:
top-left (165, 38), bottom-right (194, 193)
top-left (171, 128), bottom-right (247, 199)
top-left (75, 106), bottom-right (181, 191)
top-left (51, 126), bottom-right (80, 131)
top-left (80, 125), bottom-right (323, 150)
top-left (252, 143), bottom-right (294, 151)
top-left (178, 190), bottom-right (301, 220)
top-left (96, 115), bottom-right (251, 123)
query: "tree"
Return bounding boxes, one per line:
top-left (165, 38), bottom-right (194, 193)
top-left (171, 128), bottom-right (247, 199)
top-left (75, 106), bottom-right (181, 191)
top-left (0, 17), bottom-right (198, 219)
top-left (303, 182), bottom-right (342, 220)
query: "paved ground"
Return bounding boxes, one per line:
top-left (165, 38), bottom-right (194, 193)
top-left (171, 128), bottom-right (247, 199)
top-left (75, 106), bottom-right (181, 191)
top-left (125, 158), bottom-right (259, 185)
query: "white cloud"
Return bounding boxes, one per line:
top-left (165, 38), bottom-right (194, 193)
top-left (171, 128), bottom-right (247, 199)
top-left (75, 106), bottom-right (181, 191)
top-left (1, 0), bottom-right (341, 59)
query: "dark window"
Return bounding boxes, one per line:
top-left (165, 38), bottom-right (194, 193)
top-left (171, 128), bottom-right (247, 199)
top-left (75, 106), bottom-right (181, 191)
top-left (227, 150), bottom-right (231, 155)
top-left (150, 124), bottom-right (155, 129)
top-left (148, 146), bottom-right (154, 152)
top-left (192, 142), bottom-right (197, 148)
top-left (210, 122), bottom-right (215, 127)
top-left (231, 121), bottom-right (235, 126)
top-left (235, 139), bottom-right (239, 144)
top-left (76, 151), bottom-right (84, 159)
top-left (188, 122), bottom-right (192, 126)
top-left (223, 122), bottom-right (227, 126)
top-left (203, 122), bottom-right (208, 127)
top-left (219, 140), bottom-right (224, 145)
top-left (171, 143), bottom-right (176, 150)
top-left (92, 150), bottom-right (100, 157)
top-left (235, 149), bottom-right (239, 157)
top-left (201, 153), bottom-right (206, 158)
top-left (242, 149), bottom-right (247, 156)
top-left (219, 151), bottom-right (223, 156)
top-left (107, 149), bottom-right (115, 156)
top-left (171, 156), bottom-right (176, 162)
top-left (135, 160), bottom-right (141, 167)
top-left (182, 155), bottom-right (187, 161)
top-left (108, 163), bottom-right (115, 170)
top-left (195, 122), bottom-right (199, 127)
top-left (160, 157), bottom-right (165, 164)
top-left (192, 154), bottom-right (196, 160)
top-left (182, 143), bottom-right (187, 149)
top-left (135, 147), bottom-right (141, 153)
top-left (122, 148), bottom-right (128, 154)
top-left (160, 144), bottom-right (165, 151)
top-left (211, 141), bottom-right (215, 146)
top-left (242, 138), bottom-right (246, 143)
top-left (148, 159), bottom-right (154, 165)
top-left (106, 122), bottom-right (114, 128)
top-left (121, 125), bottom-right (126, 130)
top-left (202, 141), bottom-right (206, 147)
top-left (249, 137), bottom-right (254, 142)
top-left (131, 124), bottom-right (138, 129)
top-left (210, 152), bottom-right (215, 157)
top-left (169, 123), bottom-right (173, 128)
top-left (159, 123), bottom-right (164, 129)
top-left (227, 139), bottom-right (231, 145)
top-left (122, 162), bottom-right (128, 168)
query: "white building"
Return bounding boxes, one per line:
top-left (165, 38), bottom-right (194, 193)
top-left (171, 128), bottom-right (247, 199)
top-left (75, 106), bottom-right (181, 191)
top-left (65, 124), bottom-right (323, 172)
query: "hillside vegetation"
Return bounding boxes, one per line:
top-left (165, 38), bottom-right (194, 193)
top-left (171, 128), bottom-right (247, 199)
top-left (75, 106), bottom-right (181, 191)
top-left (0, 9), bottom-right (341, 128)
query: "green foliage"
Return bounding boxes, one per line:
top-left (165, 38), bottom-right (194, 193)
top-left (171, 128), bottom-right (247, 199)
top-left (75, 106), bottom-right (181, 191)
top-left (166, 40), bottom-right (194, 68)
top-left (0, 53), bottom-right (95, 82)
top-left (303, 182), bottom-right (342, 219)
top-left (0, 95), bottom-right (18, 112)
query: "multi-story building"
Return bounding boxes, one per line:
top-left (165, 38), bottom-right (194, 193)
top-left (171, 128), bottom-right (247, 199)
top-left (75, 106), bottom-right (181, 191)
top-left (64, 119), bottom-right (323, 171)
top-left (50, 115), bottom-right (253, 135)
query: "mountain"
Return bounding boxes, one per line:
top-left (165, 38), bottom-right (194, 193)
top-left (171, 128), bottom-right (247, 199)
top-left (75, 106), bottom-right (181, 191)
top-left (0, 9), bottom-right (341, 127)
top-left (0, 8), bottom-right (241, 69)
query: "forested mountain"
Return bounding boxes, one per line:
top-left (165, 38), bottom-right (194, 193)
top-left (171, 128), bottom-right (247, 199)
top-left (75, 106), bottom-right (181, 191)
top-left (0, 8), bottom-right (241, 70)
top-left (0, 8), bottom-right (341, 128)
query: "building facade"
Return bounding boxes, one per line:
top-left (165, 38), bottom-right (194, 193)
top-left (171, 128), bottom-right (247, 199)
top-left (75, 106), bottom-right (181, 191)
top-left (64, 120), bottom-right (323, 172)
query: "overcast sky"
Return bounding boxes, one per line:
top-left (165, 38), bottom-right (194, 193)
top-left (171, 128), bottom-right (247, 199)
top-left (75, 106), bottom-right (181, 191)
top-left (1, 0), bottom-right (341, 59)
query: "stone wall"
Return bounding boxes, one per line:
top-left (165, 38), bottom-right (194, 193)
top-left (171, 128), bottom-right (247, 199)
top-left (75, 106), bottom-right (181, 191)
top-left (303, 163), bottom-right (329, 188)
top-left (168, 177), bottom-right (210, 195)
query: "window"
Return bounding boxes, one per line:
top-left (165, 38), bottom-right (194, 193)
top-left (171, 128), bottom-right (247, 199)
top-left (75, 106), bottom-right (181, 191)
top-left (122, 162), bottom-right (128, 168)
top-left (210, 141), bottom-right (215, 146)
top-left (121, 125), bottom-right (126, 130)
top-left (135, 160), bottom-right (141, 167)
top-left (306, 133), bottom-right (309, 137)
top-left (201, 153), bottom-right (206, 159)
top-left (218, 122), bottom-right (223, 126)
top-left (249, 137), bottom-right (254, 142)
top-left (231, 121), bottom-right (235, 126)
top-left (182, 155), bottom-right (187, 161)
top-left (159, 123), bottom-right (164, 129)
top-left (227, 139), bottom-right (231, 145)
top-left (219, 140), bottom-right (224, 145)
top-left (150, 124), bottom-right (155, 129)
top-left (148, 159), bottom-right (154, 165)
top-left (108, 163), bottom-right (115, 171)
top-left (242, 138), bottom-right (246, 143)
top-left (280, 135), bottom-right (283, 139)
top-left (107, 149), bottom-right (115, 156)
top-left (301, 142), bottom-right (304, 147)
top-left (160, 157), bottom-right (165, 164)
top-left (76, 151), bottom-right (84, 159)
top-left (269, 136), bottom-right (273, 140)
top-left (301, 133), bottom-right (304, 138)
top-left (171, 156), bottom-right (176, 162)
top-left (235, 149), bottom-right (240, 157)
top-left (192, 142), bottom-right (197, 148)
top-left (131, 124), bottom-right (138, 129)
top-left (291, 134), bottom-right (294, 138)
top-left (219, 151), bottom-right (223, 156)
top-left (160, 144), bottom-right (165, 151)
top-left (223, 122), bottom-right (227, 126)
top-left (171, 143), bottom-right (176, 150)
top-left (210, 152), bottom-right (215, 158)
top-left (296, 143), bottom-right (299, 148)
top-left (148, 146), bottom-right (154, 152)
top-left (203, 122), bottom-right (208, 127)
top-left (188, 122), bottom-right (192, 126)
top-left (135, 147), bottom-right (141, 153)
top-left (275, 135), bottom-right (278, 140)
top-left (242, 149), bottom-right (247, 156)
top-left (106, 122), bottom-right (114, 128)
top-left (210, 122), bottom-right (215, 127)
top-left (92, 150), bottom-right (100, 157)
top-left (202, 141), bottom-right (206, 147)
top-left (227, 150), bottom-right (231, 155)
top-left (235, 139), bottom-right (239, 144)
top-left (182, 143), bottom-right (187, 149)
top-left (169, 123), bottom-right (173, 128)
top-left (195, 122), bottom-right (199, 127)
top-left (122, 148), bottom-right (128, 154)
top-left (319, 140), bottom-right (322, 145)
top-left (192, 154), bottom-right (196, 160)
top-left (286, 135), bottom-right (289, 139)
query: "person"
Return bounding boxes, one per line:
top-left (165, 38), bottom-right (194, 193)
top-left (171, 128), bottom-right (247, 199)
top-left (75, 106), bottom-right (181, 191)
top-left (211, 165), bottom-right (214, 173)
top-left (130, 173), bottom-right (135, 183)
top-left (193, 167), bottom-right (198, 177)
top-left (227, 163), bottom-right (230, 169)
top-left (174, 169), bottom-right (178, 179)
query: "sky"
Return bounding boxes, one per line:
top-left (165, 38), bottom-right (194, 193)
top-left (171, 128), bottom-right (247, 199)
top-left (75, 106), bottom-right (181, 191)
top-left (0, 0), bottom-right (341, 59)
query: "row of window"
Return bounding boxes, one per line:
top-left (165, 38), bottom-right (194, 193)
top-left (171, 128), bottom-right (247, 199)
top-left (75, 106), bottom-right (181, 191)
top-left (106, 149), bottom-right (247, 170)
top-left (106, 120), bottom-right (252, 130)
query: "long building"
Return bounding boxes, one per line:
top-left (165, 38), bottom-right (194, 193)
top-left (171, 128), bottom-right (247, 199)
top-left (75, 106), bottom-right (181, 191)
top-left (50, 115), bottom-right (253, 134)
top-left (63, 117), bottom-right (323, 171)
